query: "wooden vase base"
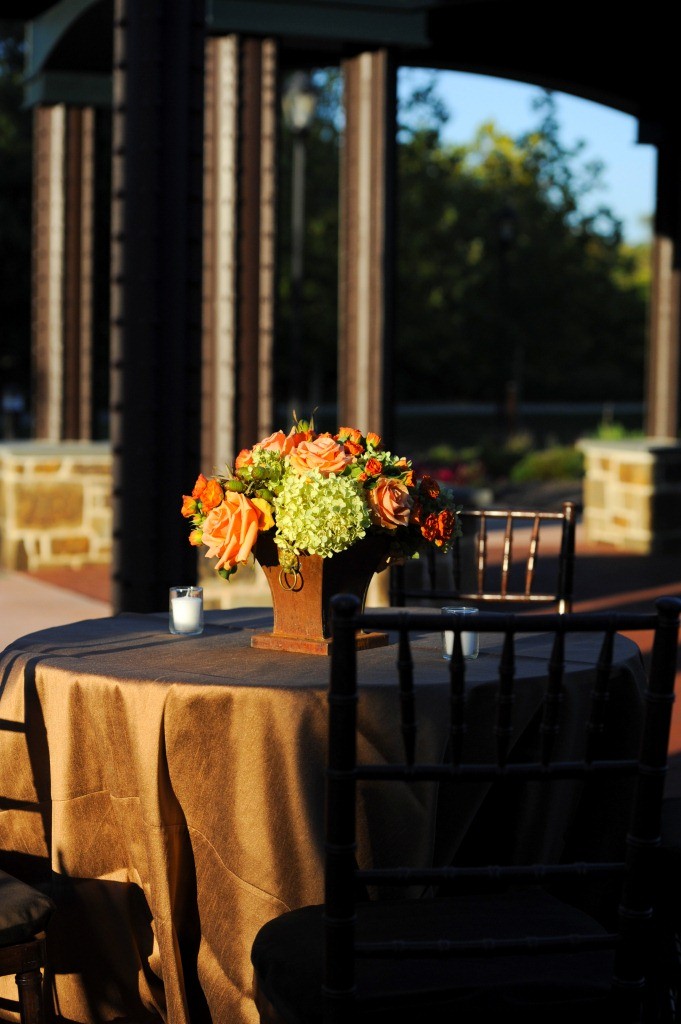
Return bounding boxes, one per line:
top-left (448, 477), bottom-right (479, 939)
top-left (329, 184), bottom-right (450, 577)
top-left (251, 630), bottom-right (389, 656)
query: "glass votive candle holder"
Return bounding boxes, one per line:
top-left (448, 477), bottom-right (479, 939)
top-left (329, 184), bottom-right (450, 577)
top-left (442, 606), bottom-right (479, 660)
top-left (169, 586), bottom-right (204, 636)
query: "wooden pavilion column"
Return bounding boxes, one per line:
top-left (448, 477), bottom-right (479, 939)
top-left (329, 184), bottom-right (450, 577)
top-left (32, 104), bottom-right (95, 439)
top-left (338, 49), bottom-right (396, 445)
top-left (110, 0), bottom-right (205, 613)
top-left (646, 136), bottom-right (681, 439)
top-left (202, 34), bottom-right (277, 469)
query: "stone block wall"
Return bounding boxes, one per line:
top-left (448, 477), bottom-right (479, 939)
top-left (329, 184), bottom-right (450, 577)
top-left (579, 439), bottom-right (681, 553)
top-left (0, 441), bottom-right (112, 571)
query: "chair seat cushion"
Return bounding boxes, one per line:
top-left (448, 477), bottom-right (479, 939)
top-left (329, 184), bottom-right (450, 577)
top-left (251, 889), bottom-right (614, 1024)
top-left (0, 869), bottom-right (55, 947)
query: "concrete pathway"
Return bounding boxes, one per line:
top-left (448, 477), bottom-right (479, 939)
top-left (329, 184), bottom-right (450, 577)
top-left (0, 569), bottom-right (111, 652)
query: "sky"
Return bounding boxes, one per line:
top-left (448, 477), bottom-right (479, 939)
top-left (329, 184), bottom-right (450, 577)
top-left (398, 68), bottom-right (657, 245)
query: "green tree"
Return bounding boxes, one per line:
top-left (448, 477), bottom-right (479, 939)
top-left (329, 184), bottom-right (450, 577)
top-left (396, 89), bottom-right (649, 405)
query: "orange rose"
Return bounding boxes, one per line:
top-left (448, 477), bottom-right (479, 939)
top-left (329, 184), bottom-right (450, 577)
top-left (288, 436), bottom-right (353, 476)
top-left (188, 528), bottom-right (203, 546)
top-left (437, 508), bottom-right (457, 542)
top-left (202, 492), bottom-right (267, 573)
top-left (192, 474), bottom-right (209, 500)
top-left (201, 478), bottom-right (224, 512)
top-left (289, 426), bottom-right (313, 445)
top-left (420, 513), bottom-right (438, 542)
top-left (336, 427), bottom-right (362, 445)
top-left (366, 432), bottom-right (381, 448)
top-left (419, 476), bottom-right (440, 499)
top-left (343, 441), bottom-right (364, 457)
top-left (365, 458), bottom-right (383, 477)
top-left (181, 494), bottom-right (198, 518)
top-left (368, 477), bottom-right (412, 530)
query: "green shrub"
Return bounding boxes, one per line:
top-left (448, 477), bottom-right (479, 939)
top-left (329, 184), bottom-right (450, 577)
top-left (587, 420), bottom-right (644, 442)
top-left (509, 446), bottom-right (585, 483)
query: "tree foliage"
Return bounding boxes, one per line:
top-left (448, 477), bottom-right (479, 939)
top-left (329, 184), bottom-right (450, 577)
top-left (395, 88), bottom-right (648, 403)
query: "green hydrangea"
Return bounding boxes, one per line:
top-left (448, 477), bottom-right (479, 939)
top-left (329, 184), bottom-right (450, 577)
top-left (273, 469), bottom-right (371, 558)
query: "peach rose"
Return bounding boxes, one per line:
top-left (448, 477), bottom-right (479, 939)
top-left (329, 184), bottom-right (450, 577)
top-left (254, 430), bottom-right (296, 456)
top-left (288, 436), bottom-right (353, 476)
top-left (235, 448), bottom-right (254, 470)
top-left (202, 492), bottom-right (267, 572)
top-left (368, 477), bottom-right (412, 530)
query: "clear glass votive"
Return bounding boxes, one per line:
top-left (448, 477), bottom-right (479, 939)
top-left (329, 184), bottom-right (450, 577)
top-left (442, 606), bottom-right (479, 661)
top-left (169, 586), bottom-right (204, 636)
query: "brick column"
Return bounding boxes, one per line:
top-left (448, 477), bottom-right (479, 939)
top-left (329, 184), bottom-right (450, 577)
top-left (338, 49), bottom-right (396, 444)
top-left (32, 105), bottom-right (96, 441)
top-left (646, 137), bottom-right (681, 439)
top-left (32, 105), bottom-right (65, 441)
top-left (202, 34), bottom-right (277, 470)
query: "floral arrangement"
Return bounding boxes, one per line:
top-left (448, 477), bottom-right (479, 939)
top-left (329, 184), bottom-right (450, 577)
top-left (181, 416), bottom-right (461, 580)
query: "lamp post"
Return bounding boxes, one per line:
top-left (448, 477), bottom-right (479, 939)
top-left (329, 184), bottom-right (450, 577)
top-left (281, 71), bottom-right (318, 416)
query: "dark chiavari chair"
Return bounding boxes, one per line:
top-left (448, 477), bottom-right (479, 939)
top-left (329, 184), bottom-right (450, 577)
top-left (390, 500), bottom-right (577, 613)
top-left (251, 593), bottom-right (681, 1023)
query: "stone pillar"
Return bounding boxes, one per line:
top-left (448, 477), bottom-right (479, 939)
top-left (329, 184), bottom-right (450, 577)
top-left (646, 138), bottom-right (681, 439)
top-left (338, 49), bottom-right (396, 444)
top-left (32, 105), bottom-right (96, 441)
top-left (202, 34), bottom-right (277, 470)
top-left (110, 0), bottom-right (205, 613)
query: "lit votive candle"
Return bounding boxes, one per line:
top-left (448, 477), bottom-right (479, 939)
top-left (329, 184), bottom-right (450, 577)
top-left (442, 606), bottom-right (479, 660)
top-left (169, 586), bottom-right (204, 636)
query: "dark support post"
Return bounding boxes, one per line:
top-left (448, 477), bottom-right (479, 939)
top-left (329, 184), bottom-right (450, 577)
top-left (110, 0), bottom-right (205, 612)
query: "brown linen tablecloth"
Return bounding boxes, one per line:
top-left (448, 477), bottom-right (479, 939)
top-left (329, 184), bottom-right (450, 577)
top-left (0, 609), bottom-right (645, 1024)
